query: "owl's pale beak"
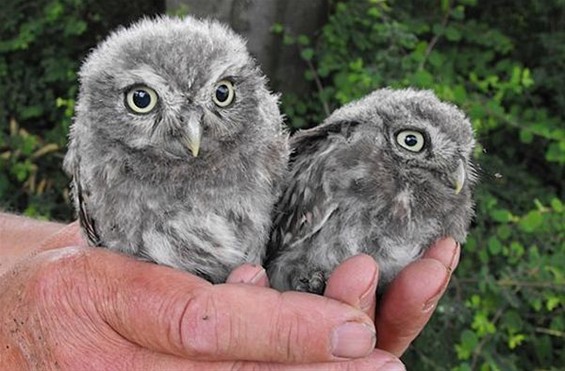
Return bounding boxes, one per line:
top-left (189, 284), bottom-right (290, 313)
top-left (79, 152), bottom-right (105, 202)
top-left (451, 159), bottom-right (466, 195)
top-left (182, 115), bottom-right (202, 157)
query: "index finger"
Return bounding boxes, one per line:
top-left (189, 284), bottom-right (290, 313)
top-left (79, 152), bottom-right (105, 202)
top-left (64, 248), bottom-right (378, 363)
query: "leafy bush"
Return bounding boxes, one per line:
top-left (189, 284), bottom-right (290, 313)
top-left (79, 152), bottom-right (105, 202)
top-left (0, 0), bottom-right (163, 220)
top-left (275, 0), bottom-right (564, 369)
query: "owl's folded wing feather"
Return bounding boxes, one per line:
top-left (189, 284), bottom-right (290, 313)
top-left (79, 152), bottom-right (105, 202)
top-left (267, 120), bottom-right (359, 262)
top-left (73, 166), bottom-right (101, 247)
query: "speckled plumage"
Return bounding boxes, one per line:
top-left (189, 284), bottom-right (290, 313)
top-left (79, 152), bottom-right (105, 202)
top-left (64, 16), bottom-right (289, 283)
top-left (267, 88), bottom-right (476, 293)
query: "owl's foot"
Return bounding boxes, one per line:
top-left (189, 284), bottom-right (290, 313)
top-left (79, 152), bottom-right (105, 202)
top-left (293, 270), bottom-right (327, 294)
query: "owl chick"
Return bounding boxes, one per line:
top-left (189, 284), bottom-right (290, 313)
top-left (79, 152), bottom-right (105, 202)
top-left (267, 88), bottom-right (476, 293)
top-left (63, 16), bottom-right (289, 283)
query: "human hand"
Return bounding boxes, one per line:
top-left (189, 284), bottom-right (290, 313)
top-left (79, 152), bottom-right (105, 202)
top-left (322, 237), bottom-right (460, 357)
top-left (232, 237), bottom-right (459, 358)
top-left (0, 222), bottom-right (405, 370)
top-left (228, 239), bottom-right (458, 366)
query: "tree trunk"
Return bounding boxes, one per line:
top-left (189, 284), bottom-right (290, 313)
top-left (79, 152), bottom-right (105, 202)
top-left (166, 0), bottom-right (329, 95)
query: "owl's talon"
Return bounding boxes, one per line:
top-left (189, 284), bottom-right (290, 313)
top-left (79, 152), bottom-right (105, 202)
top-left (293, 270), bottom-right (326, 294)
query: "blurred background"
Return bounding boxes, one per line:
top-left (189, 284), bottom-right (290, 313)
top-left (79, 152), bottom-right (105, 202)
top-left (0, 0), bottom-right (563, 369)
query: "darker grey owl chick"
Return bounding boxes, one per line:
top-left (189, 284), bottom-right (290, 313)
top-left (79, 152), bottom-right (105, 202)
top-left (63, 16), bottom-right (289, 283)
top-left (267, 88), bottom-right (476, 294)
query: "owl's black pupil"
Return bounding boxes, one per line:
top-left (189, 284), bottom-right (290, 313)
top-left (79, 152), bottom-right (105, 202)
top-left (216, 85), bottom-right (230, 102)
top-left (133, 90), bottom-right (151, 108)
top-left (404, 135), bottom-right (419, 147)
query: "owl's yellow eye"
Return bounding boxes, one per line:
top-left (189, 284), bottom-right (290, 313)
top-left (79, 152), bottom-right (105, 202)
top-left (125, 86), bottom-right (158, 114)
top-left (396, 130), bottom-right (425, 153)
top-left (213, 80), bottom-right (235, 107)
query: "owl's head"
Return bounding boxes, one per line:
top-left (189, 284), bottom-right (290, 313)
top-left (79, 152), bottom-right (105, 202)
top-left (74, 16), bottom-right (282, 160)
top-left (315, 88), bottom-right (477, 213)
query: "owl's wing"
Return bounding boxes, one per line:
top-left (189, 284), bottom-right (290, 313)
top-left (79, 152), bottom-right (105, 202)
top-left (267, 120), bottom-right (358, 261)
top-left (73, 166), bottom-right (102, 247)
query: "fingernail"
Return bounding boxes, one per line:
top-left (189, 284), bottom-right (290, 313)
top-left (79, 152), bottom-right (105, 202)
top-left (449, 242), bottom-right (461, 271)
top-left (359, 268), bottom-right (378, 311)
top-left (331, 322), bottom-right (376, 358)
top-left (383, 361), bottom-right (406, 371)
top-left (423, 265), bottom-right (451, 312)
top-left (249, 267), bottom-right (267, 285)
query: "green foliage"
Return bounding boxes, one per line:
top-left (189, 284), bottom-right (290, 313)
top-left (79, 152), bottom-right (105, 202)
top-left (276, 0), bottom-right (564, 369)
top-left (0, 0), bottom-right (164, 219)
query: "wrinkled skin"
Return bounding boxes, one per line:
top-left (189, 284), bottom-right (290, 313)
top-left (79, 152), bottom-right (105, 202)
top-left (0, 215), bottom-right (459, 369)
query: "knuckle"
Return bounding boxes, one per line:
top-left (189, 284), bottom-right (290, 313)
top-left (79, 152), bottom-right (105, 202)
top-left (28, 248), bottom-right (88, 299)
top-left (269, 295), bottom-right (307, 362)
top-left (7, 249), bottom-right (109, 368)
top-left (25, 248), bottom-right (99, 324)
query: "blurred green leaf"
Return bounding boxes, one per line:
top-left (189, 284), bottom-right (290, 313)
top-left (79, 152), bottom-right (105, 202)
top-left (519, 210), bottom-right (543, 233)
top-left (488, 236), bottom-right (503, 255)
top-left (445, 25), bottom-right (462, 41)
top-left (270, 22), bottom-right (284, 34)
top-left (550, 198), bottom-right (563, 212)
top-left (456, 330), bottom-right (478, 360)
top-left (490, 208), bottom-right (513, 223)
top-left (300, 48), bottom-right (315, 61)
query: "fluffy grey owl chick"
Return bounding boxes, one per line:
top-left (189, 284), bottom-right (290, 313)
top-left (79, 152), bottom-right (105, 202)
top-left (267, 88), bottom-right (476, 294)
top-left (63, 16), bottom-right (289, 283)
